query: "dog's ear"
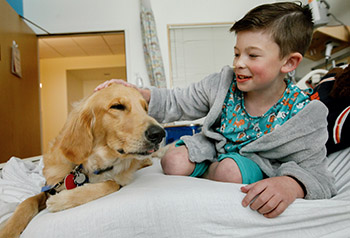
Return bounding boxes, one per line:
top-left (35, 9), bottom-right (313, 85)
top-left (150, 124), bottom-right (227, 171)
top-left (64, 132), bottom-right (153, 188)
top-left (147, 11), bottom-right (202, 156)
top-left (60, 108), bottom-right (94, 164)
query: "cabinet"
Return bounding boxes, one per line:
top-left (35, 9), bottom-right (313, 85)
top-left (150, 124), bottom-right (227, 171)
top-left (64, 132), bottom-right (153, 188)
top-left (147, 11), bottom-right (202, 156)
top-left (305, 25), bottom-right (350, 61)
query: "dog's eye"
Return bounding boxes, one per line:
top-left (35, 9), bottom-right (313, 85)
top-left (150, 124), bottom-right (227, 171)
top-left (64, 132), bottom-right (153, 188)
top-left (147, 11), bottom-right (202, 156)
top-left (110, 104), bottom-right (126, 111)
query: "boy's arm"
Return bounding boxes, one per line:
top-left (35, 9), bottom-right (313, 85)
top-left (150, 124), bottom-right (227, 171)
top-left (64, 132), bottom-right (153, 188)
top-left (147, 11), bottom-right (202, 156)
top-left (148, 71), bottom-right (222, 123)
top-left (241, 176), bottom-right (305, 218)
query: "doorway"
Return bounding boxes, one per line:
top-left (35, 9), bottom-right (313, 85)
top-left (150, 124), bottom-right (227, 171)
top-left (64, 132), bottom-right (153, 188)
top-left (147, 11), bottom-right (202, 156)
top-left (66, 67), bottom-right (126, 113)
top-left (38, 32), bottom-right (126, 153)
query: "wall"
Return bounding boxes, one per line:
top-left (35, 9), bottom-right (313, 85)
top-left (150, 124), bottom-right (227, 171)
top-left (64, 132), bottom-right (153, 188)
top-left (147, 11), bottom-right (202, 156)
top-left (0, 0), bottom-right (41, 163)
top-left (40, 55), bottom-right (125, 153)
top-left (23, 0), bottom-right (350, 87)
top-left (66, 71), bottom-right (84, 113)
top-left (24, 0), bottom-right (148, 86)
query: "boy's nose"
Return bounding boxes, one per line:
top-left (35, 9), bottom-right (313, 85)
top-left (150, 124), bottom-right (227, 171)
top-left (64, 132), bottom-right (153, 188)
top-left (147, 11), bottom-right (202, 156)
top-left (233, 57), bottom-right (245, 69)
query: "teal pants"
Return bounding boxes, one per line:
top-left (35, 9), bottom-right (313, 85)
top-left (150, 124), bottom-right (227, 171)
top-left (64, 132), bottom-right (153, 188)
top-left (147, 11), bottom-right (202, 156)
top-left (176, 140), bottom-right (264, 184)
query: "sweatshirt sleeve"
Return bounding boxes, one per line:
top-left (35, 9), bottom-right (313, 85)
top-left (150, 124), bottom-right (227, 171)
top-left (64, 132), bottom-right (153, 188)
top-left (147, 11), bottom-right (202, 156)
top-left (147, 71), bottom-right (221, 123)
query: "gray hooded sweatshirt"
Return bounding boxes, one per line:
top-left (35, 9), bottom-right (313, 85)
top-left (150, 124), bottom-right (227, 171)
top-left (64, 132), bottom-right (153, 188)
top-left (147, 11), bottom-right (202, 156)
top-left (148, 66), bottom-right (337, 199)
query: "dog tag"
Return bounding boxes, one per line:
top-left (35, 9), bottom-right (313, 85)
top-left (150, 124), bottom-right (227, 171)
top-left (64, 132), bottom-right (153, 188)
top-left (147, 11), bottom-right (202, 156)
top-left (64, 174), bottom-right (77, 190)
top-left (74, 172), bottom-right (87, 186)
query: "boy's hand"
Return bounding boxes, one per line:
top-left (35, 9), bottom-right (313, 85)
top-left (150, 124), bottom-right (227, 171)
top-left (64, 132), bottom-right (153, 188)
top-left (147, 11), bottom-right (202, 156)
top-left (241, 176), bottom-right (305, 218)
top-left (94, 79), bottom-right (136, 92)
top-left (94, 79), bottom-right (151, 102)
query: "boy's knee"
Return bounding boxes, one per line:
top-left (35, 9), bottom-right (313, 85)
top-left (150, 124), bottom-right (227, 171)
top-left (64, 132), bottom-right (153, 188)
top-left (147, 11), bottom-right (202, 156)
top-left (211, 158), bottom-right (242, 183)
top-left (161, 156), bottom-right (177, 175)
top-left (160, 145), bottom-right (193, 176)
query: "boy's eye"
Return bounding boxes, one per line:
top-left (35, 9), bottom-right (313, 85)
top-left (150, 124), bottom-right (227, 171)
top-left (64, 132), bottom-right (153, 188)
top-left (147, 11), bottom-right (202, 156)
top-left (234, 53), bottom-right (240, 57)
top-left (249, 54), bottom-right (258, 58)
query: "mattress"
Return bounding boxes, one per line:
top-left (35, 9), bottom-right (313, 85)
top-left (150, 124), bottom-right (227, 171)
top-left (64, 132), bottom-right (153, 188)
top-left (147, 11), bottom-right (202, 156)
top-left (1, 148), bottom-right (349, 237)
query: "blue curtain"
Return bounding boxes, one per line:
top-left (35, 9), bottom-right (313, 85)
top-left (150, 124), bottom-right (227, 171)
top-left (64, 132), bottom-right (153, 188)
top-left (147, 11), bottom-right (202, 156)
top-left (140, 0), bottom-right (166, 88)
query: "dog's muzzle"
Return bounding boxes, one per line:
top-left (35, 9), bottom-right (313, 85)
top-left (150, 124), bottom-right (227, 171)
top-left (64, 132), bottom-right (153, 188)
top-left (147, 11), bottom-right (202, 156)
top-left (145, 125), bottom-right (165, 144)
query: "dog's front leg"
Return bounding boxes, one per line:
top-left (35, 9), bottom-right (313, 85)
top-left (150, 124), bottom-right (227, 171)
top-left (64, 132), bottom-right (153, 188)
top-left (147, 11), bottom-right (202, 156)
top-left (46, 180), bottom-right (120, 212)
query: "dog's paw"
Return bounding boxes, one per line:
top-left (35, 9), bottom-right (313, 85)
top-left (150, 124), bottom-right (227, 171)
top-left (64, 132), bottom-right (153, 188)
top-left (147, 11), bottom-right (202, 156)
top-left (46, 190), bottom-right (75, 212)
top-left (151, 144), bottom-right (170, 159)
top-left (140, 158), bottom-right (153, 168)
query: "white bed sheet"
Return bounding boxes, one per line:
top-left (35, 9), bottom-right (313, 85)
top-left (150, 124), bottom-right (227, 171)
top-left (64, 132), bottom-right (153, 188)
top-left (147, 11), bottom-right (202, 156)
top-left (0, 156), bottom-right (45, 225)
top-left (1, 148), bottom-right (349, 238)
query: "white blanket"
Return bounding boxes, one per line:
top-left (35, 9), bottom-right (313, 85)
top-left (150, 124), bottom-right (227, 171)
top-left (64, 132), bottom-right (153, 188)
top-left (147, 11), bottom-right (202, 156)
top-left (0, 156), bottom-right (45, 224)
top-left (0, 148), bottom-right (350, 237)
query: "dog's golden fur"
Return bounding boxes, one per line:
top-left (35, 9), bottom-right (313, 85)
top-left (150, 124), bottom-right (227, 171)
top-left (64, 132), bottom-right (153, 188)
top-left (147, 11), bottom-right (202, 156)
top-left (0, 83), bottom-right (165, 238)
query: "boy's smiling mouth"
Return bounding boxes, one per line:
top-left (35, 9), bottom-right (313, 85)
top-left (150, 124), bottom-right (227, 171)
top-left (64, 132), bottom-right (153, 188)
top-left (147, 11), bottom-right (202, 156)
top-left (236, 74), bottom-right (252, 83)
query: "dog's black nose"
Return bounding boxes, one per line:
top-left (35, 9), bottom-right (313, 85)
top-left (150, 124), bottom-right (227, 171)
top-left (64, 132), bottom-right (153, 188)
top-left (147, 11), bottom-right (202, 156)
top-left (145, 125), bottom-right (165, 144)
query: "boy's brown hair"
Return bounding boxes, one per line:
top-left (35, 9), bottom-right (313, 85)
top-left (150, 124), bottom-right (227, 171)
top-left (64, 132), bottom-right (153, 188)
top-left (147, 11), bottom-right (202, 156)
top-left (230, 2), bottom-right (314, 58)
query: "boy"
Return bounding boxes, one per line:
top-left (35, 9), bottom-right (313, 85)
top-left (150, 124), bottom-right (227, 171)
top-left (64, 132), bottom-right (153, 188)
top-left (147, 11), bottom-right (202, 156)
top-left (96, 2), bottom-right (336, 218)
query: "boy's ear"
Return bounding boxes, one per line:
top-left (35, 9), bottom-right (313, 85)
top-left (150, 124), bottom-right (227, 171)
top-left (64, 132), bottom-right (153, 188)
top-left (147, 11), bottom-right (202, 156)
top-left (281, 52), bottom-right (303, 73)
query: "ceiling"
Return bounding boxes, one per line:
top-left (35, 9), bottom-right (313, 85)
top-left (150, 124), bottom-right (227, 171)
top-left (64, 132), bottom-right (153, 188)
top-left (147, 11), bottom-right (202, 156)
top-left (38, 32), bottom-right (125, 59)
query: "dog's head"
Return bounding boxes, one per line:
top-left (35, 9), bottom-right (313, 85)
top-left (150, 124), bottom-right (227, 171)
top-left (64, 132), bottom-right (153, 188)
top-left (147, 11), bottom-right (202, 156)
top-left (59, 83), bottom-right (165, 164)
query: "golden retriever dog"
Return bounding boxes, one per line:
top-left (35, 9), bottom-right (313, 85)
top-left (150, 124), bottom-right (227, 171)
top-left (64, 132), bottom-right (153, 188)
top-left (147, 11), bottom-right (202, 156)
top-left (0, 83), bottom-right (166, 238)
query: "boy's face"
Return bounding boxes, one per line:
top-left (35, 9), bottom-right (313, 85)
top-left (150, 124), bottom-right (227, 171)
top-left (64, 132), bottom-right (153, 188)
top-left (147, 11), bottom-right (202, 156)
top-left (233, 30), bottom-right (287, 95)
